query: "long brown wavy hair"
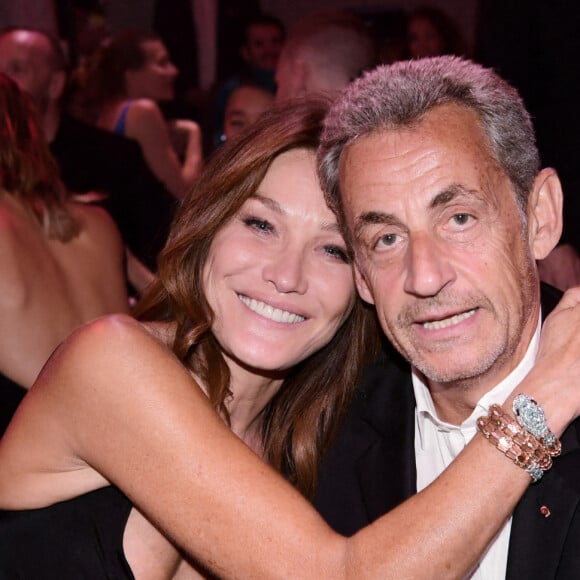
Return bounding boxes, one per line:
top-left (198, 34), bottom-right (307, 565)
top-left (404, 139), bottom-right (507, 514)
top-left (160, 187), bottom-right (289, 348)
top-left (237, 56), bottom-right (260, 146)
top-left (0, 73), bottom-right (79, 241)
top-left (135, 98), bottom-right (382, 497)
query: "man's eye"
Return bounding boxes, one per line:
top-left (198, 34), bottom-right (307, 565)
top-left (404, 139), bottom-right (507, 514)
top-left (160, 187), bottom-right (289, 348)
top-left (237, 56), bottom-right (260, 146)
top-left (452, 213), bottom-right (471, 226)
top-left (378, 233), bottom-right (398, 247)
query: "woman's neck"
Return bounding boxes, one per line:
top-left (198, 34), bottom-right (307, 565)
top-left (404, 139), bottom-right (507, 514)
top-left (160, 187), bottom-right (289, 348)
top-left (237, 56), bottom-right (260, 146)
top-left (226, 366), bottom-right (284, 455)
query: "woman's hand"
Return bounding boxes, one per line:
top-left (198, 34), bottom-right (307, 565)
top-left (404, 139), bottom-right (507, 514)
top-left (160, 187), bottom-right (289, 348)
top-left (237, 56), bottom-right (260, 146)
top-left (518, 286), bottom-right (580, 434)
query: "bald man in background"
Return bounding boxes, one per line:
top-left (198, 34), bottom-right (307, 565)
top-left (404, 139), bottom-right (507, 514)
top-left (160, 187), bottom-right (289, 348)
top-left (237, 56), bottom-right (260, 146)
top-left (275, 11), bottom-right (376, 102)
top-left (0, 27), bottom-right (175, 272)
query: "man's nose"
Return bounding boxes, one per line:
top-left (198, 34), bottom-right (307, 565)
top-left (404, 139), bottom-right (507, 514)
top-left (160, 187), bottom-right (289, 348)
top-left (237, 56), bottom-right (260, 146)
top-left (403, 233), bottom-right (455, 297)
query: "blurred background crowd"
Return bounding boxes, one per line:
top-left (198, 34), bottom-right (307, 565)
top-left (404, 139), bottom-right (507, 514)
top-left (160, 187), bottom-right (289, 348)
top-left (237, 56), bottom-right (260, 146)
top-left (0, 0), bottom-right (578, 285)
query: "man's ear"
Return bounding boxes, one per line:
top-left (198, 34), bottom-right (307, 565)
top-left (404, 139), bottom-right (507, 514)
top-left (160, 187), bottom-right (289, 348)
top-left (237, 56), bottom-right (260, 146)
top-left (527, 167), bottom-right (563, 260)
top-left (354, 263), bottom-right (375, 305)
top-left (48, 69), bottom-right (66, 101)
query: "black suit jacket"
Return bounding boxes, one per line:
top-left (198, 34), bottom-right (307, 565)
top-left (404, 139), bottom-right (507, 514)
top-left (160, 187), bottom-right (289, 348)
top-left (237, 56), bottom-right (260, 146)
top-left (315, 284), bottom-right (580, 579)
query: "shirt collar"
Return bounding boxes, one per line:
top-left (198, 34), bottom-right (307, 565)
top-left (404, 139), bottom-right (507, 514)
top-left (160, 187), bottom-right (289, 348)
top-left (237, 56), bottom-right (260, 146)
top-left (413, 314), bottom-right (542, 438)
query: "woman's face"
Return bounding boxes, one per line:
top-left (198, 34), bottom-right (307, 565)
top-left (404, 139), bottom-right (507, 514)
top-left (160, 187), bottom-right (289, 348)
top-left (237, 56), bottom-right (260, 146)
top-left (125, 40), bottom-right (178, 101)
top-left (203, 148), bottom-right (356, 376)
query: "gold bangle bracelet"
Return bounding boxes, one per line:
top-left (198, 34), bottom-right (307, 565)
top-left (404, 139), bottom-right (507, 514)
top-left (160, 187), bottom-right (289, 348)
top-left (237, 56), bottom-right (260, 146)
top-left (477, 404), bottom-right (554, 482)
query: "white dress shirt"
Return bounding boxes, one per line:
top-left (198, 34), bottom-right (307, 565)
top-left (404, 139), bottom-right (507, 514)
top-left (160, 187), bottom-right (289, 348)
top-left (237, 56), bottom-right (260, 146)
top-left (413, 317), bottom-right (541, 579)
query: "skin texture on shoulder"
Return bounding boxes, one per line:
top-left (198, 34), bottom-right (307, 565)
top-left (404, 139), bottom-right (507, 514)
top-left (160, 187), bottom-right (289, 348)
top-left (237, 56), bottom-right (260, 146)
top-left (0, 194), bottom-right (128, 387)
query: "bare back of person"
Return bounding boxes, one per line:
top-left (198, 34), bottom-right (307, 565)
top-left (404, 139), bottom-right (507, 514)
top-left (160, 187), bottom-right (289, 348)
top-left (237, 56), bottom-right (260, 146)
top-left (0, 193), bottom-right (129, 388)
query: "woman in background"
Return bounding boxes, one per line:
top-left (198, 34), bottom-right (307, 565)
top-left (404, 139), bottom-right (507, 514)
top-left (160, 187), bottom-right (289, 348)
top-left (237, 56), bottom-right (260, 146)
top-left (0, 73), bottom-right (128, 435)
top-left (84, 29), bottom-right (203, 200)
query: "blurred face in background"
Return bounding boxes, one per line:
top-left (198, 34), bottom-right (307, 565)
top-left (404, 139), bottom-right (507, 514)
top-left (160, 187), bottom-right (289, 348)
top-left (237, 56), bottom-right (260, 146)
top-left (407, 17), bottom-right (444, 58)
top-left (242, 23), bottom-right (285, 72)
top-left (223, 85), bottom-right (274, 141)
top-left (0, 30), bottom-right (63, 114)
top-left (125, 40), bottom-right (178, 101)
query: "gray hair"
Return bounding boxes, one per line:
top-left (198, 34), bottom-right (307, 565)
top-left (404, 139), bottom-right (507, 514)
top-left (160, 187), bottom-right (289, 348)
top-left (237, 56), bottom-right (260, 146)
top-left (318, 56), bottom-right (539, 224)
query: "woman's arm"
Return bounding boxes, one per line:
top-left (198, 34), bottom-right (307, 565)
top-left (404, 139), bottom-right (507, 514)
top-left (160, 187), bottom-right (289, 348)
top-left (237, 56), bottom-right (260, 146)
top-left (1, 289), bottom-right (580, 579)
top-left (125, 100), bottom-right (202, 200)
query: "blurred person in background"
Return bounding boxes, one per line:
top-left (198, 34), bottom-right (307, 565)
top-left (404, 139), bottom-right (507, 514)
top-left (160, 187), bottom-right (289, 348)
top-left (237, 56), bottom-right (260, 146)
top-left (214, 12), bottom-right (285, 146)
top-left (0, 73), bottom-right (128, 435)
top-left (406, 5), bottom-right (468, 59)
top-left (0, 27), bottom-right (176, 274)
top-left (83, 29), bottom-right (203, 200)
top-left (219, 82), bottom-right (274, 145)
top-left (275, 10), bottom-right (376, 102)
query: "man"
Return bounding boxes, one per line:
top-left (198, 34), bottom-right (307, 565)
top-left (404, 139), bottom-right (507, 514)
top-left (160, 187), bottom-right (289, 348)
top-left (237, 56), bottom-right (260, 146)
top-left (0, 27), bottom-right (175, 271)
top-left (314, 57), bottom-right (580, 578)
top-left (275, 10), bottom-right (376, 102)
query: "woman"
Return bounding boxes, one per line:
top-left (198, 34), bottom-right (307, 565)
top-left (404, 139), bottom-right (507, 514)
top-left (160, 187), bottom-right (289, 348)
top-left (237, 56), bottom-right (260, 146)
top-left (1, 98), bottom-right (580, 579)
top-left (84, 29), bottom-right (202, 200)
top-left (0, 73), bottom-right (128, 436)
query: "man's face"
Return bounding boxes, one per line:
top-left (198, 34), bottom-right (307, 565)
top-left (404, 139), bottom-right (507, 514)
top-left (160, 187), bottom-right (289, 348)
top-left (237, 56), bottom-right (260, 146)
top-left (0, 30), bottom-right (58, 113)
top-left (342, 104), bottom-right (540, 392)
top-left (242, 24), bottom-right (284, 72)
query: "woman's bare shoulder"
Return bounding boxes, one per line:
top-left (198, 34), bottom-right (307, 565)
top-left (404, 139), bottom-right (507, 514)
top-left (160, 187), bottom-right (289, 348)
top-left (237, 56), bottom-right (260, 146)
top-left (56, 314), bottom-right (168, 365)
top-left (128, 98), bottom-right (164, 121)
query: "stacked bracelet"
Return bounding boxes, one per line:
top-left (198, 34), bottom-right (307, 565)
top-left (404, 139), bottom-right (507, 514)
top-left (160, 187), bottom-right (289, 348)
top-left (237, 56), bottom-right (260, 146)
top-left (476, 402), bottom-right (561, 483)
top-left (512, 394), bottom-right (562, 456)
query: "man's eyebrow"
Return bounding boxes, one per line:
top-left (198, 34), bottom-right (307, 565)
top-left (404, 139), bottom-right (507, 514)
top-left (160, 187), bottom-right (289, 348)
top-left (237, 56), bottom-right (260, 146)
top-left (430, 184), bottom-right (477, 208)
top-left (352, 184), bottom-right (480, 239)
top-left (353, 211), bottom-right (400, 239)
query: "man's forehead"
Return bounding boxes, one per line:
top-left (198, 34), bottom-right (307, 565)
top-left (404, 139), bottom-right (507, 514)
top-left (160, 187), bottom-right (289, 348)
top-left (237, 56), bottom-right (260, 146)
top-left (0, 31), bottom-right (51, 61)
top-left (340, 106), bottom-right (491, 175)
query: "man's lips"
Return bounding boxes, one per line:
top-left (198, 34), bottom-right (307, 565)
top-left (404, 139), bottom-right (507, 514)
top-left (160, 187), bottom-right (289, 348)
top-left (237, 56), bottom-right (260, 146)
top-left (417, 308), bottom-right (478, 330)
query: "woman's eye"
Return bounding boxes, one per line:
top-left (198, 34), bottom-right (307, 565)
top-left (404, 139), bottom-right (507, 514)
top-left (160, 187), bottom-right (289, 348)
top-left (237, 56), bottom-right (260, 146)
top-left (243, 217), bottom-right (273, 233)
top-left (324, 245), bottom-right (350, 263)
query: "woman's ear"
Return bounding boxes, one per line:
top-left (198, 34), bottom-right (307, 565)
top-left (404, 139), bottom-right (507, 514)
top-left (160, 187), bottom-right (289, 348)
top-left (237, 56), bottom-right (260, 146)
top-left (354, 263), bottom-right (375, 305)
top-left (527, 168), bottom-right (563, 260)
